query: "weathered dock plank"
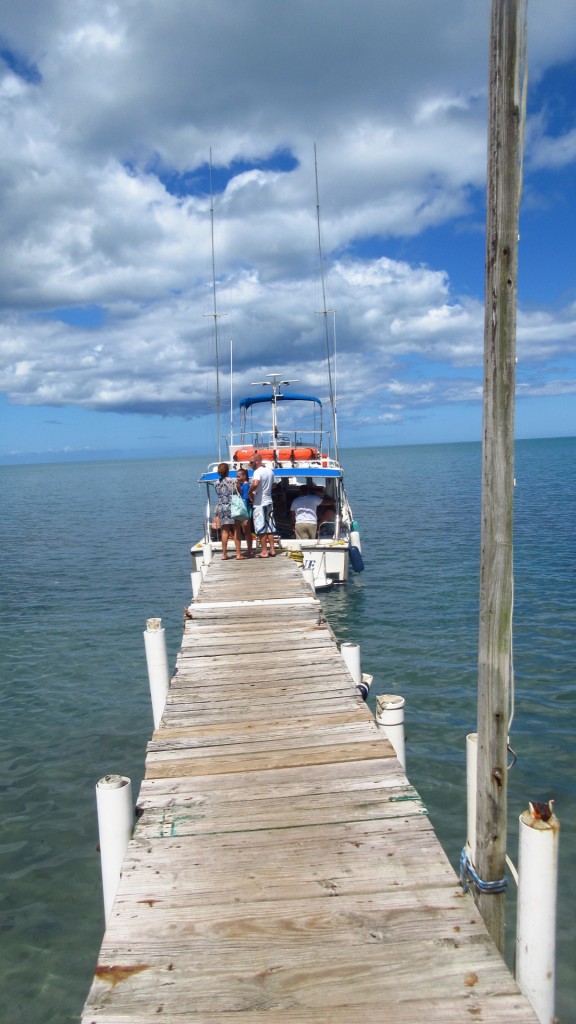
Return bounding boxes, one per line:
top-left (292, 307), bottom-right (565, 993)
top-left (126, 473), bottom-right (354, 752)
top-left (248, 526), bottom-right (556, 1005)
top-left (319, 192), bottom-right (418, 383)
top-left (81, 554), bottom-right (538, 1023)
top-left (80, 999), bottom-right (540, 1024)
top-left (143, 737), bottom-right (395, 780)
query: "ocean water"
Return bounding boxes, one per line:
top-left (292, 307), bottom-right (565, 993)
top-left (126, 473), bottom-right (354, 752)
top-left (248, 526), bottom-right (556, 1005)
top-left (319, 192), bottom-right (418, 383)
top-left (1, 439), bottom-right (574, 1023)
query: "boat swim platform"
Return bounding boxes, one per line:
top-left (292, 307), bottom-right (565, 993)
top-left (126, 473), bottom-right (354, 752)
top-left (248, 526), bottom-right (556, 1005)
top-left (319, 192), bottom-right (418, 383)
top-left (81, 554), bottom-right (538, 1023)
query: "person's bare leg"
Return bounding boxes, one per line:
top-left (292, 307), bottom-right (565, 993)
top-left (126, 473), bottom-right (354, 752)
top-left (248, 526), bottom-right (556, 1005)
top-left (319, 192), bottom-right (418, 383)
top-left (258, 531), bottom-right (269, 556)
top-left (221, 526), bottom-right (230, 558)
top-left (243, 521), bottom-right (253, 556)
top-left (235, 524), bottom-right (246, 558)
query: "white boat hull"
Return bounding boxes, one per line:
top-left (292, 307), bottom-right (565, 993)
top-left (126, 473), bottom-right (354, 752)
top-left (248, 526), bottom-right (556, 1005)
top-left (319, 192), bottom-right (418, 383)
top-left (191, 538), bottom-right (350, 583)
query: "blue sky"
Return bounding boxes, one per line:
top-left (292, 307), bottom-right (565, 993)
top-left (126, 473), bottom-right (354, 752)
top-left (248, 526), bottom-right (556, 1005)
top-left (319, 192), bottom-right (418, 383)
top-left (1, 1), bottom-right (575, 464)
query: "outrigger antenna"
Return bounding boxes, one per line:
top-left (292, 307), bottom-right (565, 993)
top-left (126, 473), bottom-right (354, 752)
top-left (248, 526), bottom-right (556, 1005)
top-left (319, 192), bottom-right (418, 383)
top-left (251, 374), bottom-right (300, 394)
top-left (204, 148), bottom-right (228, 462)
top-left (314, 144), bottom-right (339, 461)
top-left (249, 375), bottom-right (301, 455)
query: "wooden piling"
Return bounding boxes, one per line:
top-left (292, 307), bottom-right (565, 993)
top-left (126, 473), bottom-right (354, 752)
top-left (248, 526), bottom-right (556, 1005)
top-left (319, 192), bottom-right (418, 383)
top-left (476, 0), bottom-right (525, 950)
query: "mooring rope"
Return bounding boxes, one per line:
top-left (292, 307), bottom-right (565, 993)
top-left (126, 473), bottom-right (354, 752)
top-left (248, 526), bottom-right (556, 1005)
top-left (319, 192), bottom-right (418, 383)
top-left (459, 847), bottom-right (508, 895)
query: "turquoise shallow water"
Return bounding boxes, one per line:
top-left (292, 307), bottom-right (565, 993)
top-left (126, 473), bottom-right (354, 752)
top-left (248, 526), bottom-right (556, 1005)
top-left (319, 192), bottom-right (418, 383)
top-left (1, 439), bottom-right (574, 1022)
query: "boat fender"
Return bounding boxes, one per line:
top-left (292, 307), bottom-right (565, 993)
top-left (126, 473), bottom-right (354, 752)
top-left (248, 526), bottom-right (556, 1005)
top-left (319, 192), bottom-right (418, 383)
top-left (349, 545), bottom-right (364, 573)
top-left (350, 530), bottom-right (361, 553)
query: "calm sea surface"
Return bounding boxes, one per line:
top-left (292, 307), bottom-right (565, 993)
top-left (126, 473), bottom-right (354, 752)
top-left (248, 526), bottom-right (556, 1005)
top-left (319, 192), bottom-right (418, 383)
top-left (1, 439), bottom-right (574, 1023)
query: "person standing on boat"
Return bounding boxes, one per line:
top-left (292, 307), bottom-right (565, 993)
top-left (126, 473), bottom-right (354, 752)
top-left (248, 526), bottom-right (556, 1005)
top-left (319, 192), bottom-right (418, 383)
top-left (248, 453), bottom-right (276, 557)
top-left (290, 482), bottom-right (324, 539)
top-left (236, 467), bottom-right (254, 558)
top-left (215, 463), bottom-right (245, 560)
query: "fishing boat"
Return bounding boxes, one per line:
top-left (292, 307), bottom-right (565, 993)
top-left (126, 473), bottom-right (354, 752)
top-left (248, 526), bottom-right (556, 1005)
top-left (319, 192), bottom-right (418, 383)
top-left (192, 373), bottom-right (363, 585)
top-left (192, 151), bottom-right (361, 585)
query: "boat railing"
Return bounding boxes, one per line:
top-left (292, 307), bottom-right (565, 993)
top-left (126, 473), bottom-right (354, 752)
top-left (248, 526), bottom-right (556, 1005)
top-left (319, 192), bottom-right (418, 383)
top-left (226, 429), bottom-right (333, 462)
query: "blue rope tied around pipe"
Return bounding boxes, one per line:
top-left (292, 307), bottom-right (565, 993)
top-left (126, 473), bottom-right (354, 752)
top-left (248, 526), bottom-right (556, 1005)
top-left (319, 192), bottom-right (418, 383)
top-left (459, 847), bottom-right (508, 895)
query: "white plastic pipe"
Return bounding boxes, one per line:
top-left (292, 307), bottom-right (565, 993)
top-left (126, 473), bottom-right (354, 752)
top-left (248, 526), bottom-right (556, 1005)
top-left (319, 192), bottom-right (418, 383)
top-left (357, 672), bottom-right (372, 702)
top-left (516, 806), bottom-right (560, 1024)
top-left (204, 496), bottom-right (211, 541)
top-left (143, 617), bottom-right (170, 729)
top-left (466, 732), bottom-right (478, 865)
top-left (96, 774), bottom-right (133, 924)
top-left (375, 694), bottom-right (406, 770)
top-left (191, 569), bottom-right (202, 599)
top-left (341, 641), bottom-right (361, 685)
top-left (202, 541), bottom-right (213, 565)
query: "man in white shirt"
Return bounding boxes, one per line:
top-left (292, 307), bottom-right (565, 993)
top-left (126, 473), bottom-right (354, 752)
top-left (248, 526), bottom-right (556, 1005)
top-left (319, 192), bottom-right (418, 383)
top-left (290, 483), bottom-right (324, 539)
top-left (248, 453), bottom-right (277, 557)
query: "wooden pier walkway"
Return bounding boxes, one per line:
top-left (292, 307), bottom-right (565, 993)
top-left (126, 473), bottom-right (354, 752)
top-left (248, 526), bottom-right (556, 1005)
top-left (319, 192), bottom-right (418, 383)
top-left (81, 554), bottom-right (538, 1023)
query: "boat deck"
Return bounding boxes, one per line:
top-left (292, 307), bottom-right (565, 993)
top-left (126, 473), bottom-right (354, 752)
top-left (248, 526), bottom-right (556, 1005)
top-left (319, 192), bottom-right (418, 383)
top-left (81, 554), bottom-right (538, 1023)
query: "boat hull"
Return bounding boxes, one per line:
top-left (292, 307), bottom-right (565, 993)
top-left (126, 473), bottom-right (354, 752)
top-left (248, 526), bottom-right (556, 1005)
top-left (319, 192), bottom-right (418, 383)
top-left (191, 538), bottom-right (350, 583)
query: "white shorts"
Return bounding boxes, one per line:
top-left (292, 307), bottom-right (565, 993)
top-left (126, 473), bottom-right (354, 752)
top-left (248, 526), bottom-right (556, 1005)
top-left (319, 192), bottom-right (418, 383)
top-left (253, 504), bottom-right (276, 535)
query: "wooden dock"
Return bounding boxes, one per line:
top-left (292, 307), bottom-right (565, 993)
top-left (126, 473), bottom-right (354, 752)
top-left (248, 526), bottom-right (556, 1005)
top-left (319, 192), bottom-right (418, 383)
top-left (81, 554), bottom-right (538, 1023)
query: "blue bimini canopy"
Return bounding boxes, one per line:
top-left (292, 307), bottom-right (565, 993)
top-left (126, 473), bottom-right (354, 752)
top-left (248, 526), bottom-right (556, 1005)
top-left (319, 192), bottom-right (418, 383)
top-left (239, 393), bottom-right (322, 410)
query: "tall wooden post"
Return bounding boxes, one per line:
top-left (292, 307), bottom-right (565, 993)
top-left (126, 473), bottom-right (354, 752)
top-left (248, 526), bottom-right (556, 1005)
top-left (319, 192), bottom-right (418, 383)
top-left (476, 0), bottom-right (525, 950)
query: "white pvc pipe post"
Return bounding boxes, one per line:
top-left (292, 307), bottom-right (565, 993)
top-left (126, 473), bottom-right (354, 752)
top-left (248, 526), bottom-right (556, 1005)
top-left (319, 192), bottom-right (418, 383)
top-left (375, 694), bottom-right (406, 770)
top-left (516, 806), bottom-right (560, 1024)
top-left (143, 617), bottom-right (170, 729)
top-left (96, 774), bottom-right (133, 924)
top-left (466, 732), bottom-right (478, 865)
top-left (357, 671), bottom-right (372, 702)
top-left (191, 569), bottom-right (202, 599)
top-left (204, 496), bottom-right (211, 542)
top-left (341, 641), bottom-right (361, 686)
top-left (202, 541), bottom-right (213, 566)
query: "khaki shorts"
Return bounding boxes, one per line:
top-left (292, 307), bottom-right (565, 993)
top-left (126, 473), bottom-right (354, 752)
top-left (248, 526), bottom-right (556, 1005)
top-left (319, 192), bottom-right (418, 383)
top-left (295, 522), bottom-right (317, 539)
